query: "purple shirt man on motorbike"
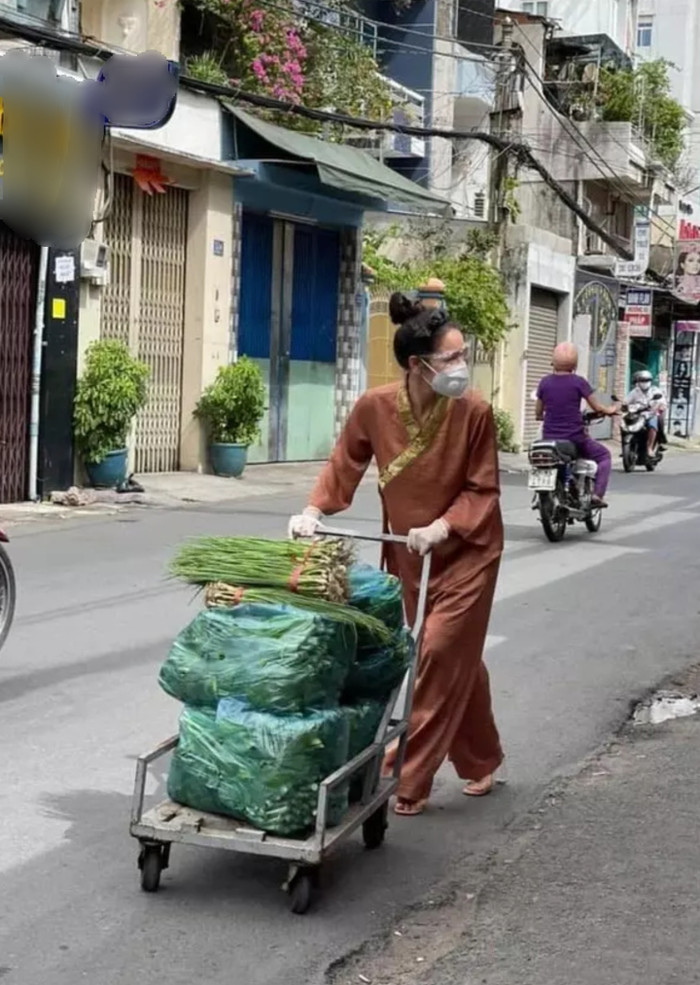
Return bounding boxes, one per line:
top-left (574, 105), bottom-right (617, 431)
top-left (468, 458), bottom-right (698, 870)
top-left (535, 342), bottom-right (618, 507)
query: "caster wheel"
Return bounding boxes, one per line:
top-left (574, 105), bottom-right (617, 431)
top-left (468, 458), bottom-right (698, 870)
top-left (288, 872), bottom-right (313, 915)
top-left (363, 802), bottom-right (388, 850)
top-left (139, 845), bottom-right (163, 893)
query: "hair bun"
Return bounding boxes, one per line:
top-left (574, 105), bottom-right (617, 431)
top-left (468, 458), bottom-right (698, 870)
top-left (427, 308), bottom-right (448, 332)
top-left (389, 292), bottom-right (421, 326)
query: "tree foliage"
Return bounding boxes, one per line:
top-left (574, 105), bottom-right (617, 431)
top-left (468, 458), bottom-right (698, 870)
top-left (183, 0), bottom-right (393, 135)
top-left (598, 59), bottom-right (686, 168)
top-left (363, 230), bottom-right (511, 350)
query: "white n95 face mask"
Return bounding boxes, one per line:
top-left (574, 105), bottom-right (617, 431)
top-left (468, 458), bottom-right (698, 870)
top-left (423, 360), bottom-right (469, 398)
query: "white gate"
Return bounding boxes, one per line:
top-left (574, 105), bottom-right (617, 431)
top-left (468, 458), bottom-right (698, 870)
top-left (524, 288), bottom-right (559, 446)
top-left (101, 173), bottom-right (188, 473)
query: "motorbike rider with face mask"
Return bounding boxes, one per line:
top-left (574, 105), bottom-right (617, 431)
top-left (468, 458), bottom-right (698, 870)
top-left (625, 370), bottom-right (667, 457)
top-left (535, 342), bottom-right (618, 508)
top-left (288, 292), bottom-right (504, 817)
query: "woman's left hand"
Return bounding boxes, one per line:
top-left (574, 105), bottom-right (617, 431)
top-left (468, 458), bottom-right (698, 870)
top-left (407, 518), bottom-right (450, 556)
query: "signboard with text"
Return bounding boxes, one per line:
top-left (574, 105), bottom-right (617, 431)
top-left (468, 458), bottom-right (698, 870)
top-left (674, 220), bottom-right (700, 304)
top-left (625, 287), bottom-right (653, 337)
top-left (615, 210), bottom-right (651, 281)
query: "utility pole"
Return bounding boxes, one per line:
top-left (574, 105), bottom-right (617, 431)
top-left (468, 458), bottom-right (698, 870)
top-left (489, 15), bottom-right (520, 404)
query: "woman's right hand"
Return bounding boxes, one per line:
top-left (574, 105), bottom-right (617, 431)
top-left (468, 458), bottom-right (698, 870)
top-left (287, 507), bottom-right (322, 540)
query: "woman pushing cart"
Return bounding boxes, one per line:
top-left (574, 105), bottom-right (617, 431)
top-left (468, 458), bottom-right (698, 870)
top-left (289, 293), bottom-right (505, 817)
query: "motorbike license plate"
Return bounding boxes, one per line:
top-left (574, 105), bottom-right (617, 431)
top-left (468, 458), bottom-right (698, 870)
top-left (528, 468), bottom-right (557, 491)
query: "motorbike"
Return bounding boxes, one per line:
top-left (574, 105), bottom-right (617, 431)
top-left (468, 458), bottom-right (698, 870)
top-left (0, 528), bottom-right (16, 650)
top-left (620, 402), bottom-right (664, 473)
top-left (528, 410), bottom-right (608, 543)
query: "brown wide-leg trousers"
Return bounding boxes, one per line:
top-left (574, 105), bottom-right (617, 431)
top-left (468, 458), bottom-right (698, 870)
top-left (384, 557), bottom-right (503, 802)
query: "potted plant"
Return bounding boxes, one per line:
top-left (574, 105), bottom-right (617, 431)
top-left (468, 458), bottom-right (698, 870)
top-left (194, 358), bottom-right (265, 478)
top-left (73, 339), bottom-right (150, 488)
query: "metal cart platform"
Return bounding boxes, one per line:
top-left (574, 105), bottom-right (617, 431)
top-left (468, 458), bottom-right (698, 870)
top-left (130, 528), bottom-right (429, 913)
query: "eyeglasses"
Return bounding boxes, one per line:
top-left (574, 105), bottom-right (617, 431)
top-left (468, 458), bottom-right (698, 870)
top-left (427, 345), bottom-right (469, 368)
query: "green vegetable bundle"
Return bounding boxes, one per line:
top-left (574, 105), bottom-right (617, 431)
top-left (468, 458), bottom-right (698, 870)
top-left (168, 702), bottom-right (350, 836)
top-left (170, 536), bottom-right (354, 603)
top-left (159, 604), bottom-right (356, 714)
top-left (204, 583), bottom-right (393, 645)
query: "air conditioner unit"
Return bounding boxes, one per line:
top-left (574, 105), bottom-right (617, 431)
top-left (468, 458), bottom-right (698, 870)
top-left (80, 239), bottom-right (110, 285)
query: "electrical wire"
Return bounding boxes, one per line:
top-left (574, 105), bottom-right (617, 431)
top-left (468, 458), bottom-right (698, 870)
top-left (0, 9), bottom-right (632, 256)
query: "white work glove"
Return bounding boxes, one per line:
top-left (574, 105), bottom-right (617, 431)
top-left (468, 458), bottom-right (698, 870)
top-left (288, 506), bottom-right (322, 540)
top-left (407, 518), bottom-right (450, 556)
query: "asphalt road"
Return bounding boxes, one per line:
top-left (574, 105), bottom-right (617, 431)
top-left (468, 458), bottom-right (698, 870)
top-left (1, 453), bottom-right (700, 985)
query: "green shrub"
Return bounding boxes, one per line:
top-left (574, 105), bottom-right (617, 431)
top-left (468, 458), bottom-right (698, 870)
top-left (73, 339), bottom-right (149, 464)
top-left (194, 358), bottom-right (266, 446)
top-left (493, 408), bottom-right (519, 454)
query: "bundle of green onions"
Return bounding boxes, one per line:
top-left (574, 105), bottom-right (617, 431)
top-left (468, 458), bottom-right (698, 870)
top-left (170, 536), bottom-right (354, 603)
top-left (204, 582), bottom-right (393, 646)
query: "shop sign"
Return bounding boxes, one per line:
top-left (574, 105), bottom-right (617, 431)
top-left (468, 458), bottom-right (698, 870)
top-left (615, 214), bottom-right (651, 280)
top-left (670, 326), bottom-right (698, 438)
top-left (625, 287), bottom-right (653, 337)
top-left (675, 220), bottom-right (700, 303)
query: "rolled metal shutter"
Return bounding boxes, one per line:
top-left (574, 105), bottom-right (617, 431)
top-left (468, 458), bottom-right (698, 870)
top-left (524, 289), bottom-right (559, 446)
top-left (0, 222), bottom-right (37, 502)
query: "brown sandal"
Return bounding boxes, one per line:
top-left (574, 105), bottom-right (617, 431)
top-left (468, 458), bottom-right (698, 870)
top-left (394, 797), bottom-right (428, 816)
top-left (463, 775), bottom-right (495, 798)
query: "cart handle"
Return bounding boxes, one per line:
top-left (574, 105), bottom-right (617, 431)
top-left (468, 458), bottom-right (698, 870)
top-left (314, 523), bottom-right (431, 643)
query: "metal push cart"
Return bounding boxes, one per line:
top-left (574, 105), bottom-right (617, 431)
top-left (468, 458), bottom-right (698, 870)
top-left (129, 528), bottom-right (430, 914)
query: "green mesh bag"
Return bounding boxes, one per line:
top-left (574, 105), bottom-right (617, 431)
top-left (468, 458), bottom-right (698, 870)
top-left (168, 702), bottom-right (350, 836)
top-left (343, 627), bottom-right (414, 703)
top-left (159, 604), bottom-right (356, 714)
top-left (343, 700), bottom-right (386, 803)
top-left (348, 563), bottom-right (404, 648)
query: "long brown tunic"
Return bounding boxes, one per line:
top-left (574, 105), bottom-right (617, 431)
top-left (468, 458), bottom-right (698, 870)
top-left (309, 381), bottom-right (504, 801)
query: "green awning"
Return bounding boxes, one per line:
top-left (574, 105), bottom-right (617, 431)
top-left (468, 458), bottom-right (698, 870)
top-left (224, 104), bottom-right (451, 214)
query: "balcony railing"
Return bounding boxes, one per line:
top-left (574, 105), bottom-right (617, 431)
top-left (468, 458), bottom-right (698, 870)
top-left (344, 75), bottom-right (425, 160)
top-left (293, 0), bottom-right (377, 57)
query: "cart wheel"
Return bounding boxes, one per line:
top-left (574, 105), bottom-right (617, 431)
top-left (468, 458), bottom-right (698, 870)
top-left (289, 872), bottom-right (313, 915)
top-left (139, 846), bottom-right (163, 893)
top-left (363, 802), bottom-right (389, 850)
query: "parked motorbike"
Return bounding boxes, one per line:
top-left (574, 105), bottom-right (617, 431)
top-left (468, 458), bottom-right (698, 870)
top-left (528, 410), bottom-right (608, 543)
top-left (0, 529), bottom-right (16, 650)
top-left (620, 402), bottom-right (664, 473)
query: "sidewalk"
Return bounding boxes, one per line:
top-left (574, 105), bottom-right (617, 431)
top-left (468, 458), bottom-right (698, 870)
top-left (428, 696), bottom-right (700, 985)
top-left (330, 668), bottom-right (700, 985)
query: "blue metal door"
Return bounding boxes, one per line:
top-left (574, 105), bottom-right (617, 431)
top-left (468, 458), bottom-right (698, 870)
top-left (237, 215), bottom-right (340, 462)
top-left (286, 225), bottom-right (339, 460)
top-left (237, 211), bottom-right (274, 462)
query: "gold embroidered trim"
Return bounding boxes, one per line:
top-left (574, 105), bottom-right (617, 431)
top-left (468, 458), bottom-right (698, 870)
top-left (378, 385), bottom-right (450, 490)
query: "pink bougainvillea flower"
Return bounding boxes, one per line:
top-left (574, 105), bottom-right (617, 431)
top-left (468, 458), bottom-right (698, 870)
top-left (250, 9), bottom-right (264, 31)
top-left (251, 57), bottom-right (268, 80)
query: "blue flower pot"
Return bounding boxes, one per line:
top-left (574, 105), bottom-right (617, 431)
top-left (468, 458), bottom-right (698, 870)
top-left (210, 443), bottom-right (248, 478)
top-left (85, 448), bottom-right (128, 489)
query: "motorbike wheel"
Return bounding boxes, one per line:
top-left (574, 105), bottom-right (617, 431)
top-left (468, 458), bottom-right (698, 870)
top-left (622, 443), bottom-right (637, 473)
top-left (585, 509), bottom-right (603, 534)
top-left (539, 492), bottom-right (567, 543)
top-left (0, 544), bottom-right (17, 651)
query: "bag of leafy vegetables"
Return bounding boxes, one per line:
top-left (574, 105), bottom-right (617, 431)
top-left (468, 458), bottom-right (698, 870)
top-left (343, 626), bottom-right (414, 703)
top-left (159, 603), bottom-right (356, 714)
top-left (167, 701), bottom-right (350, 836)
top-left (347, 564), bottom-right (404, 644)
top-left (343, 700), bottom-right (386, 803)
